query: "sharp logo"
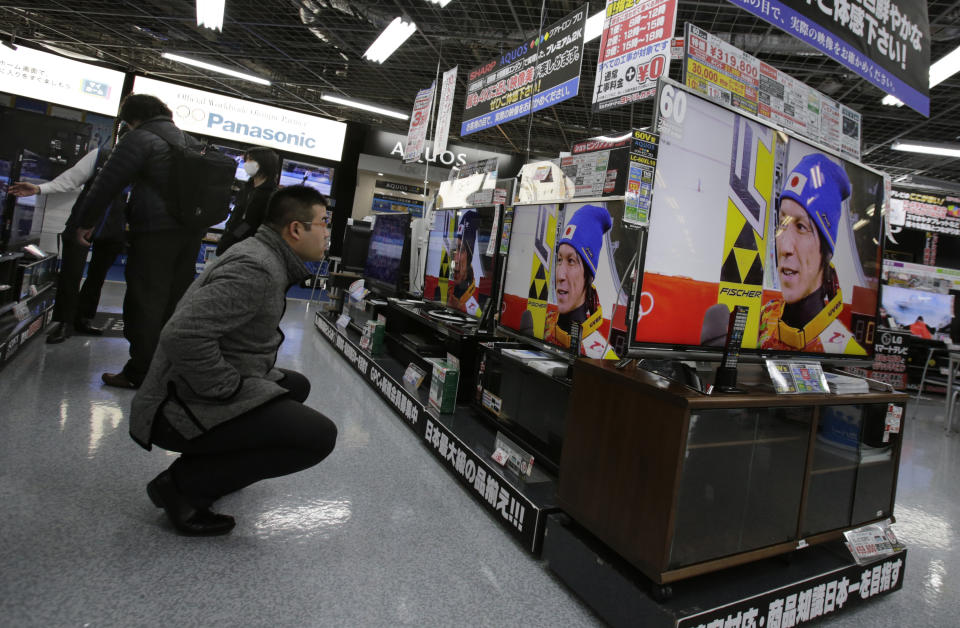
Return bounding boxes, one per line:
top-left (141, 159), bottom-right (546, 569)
top-left (391, 141), bottom-right (467, 166)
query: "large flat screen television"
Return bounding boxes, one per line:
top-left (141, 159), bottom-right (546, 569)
top-left (629, 80), bottom-right (884, 361)
top-left (280, 158), bottom-right (334, 196)
top-left (363, 212), bottom-right (411, 297)
top-left (880, 285), bottom-right (954, 332)
top-left (499, 200), bottom-right (636, 358)
top-left (423, 207), bottom-right (498, 319)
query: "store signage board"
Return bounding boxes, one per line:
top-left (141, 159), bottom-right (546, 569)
top-left (625, 129), bottom-right (659, 225)
top-left (844, 328), bottom-right (909, 390)
top-left (676, 550), bottom-right (905, 628)
top-left (131, 76), bottom-right (346, 162)
top-left (461, 4), bottom-right (588, 135)
top-left (0, 45), bottom-right (125, 116)
top-left (591, 0), bottom-right (678, 112)
top-left (404, 81), bottom-right (435, 163)
top-left (433, 66), bottom-right (458, 154)
top-left (766, 359), bottom-right (829, 394)
top-left (891, 188), bottom-right (960, 236)
top-left (727, 0), bottom-right (930, 117)
top-left (680, 23), bottom-right (862, 158)
top-left (683, 23), bottom-right (760, 116)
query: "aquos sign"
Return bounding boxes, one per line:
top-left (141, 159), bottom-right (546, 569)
top-left (389, 140), bottom-right (467, 167)
top-left (132, 76), bottom-right (346, 162)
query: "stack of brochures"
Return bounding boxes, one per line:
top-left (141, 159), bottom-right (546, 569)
top-left (825, 372), bottom-right (869, 394)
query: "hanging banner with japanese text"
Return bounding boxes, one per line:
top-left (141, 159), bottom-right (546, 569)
top-left (404, 81), bottom-right (435, 163)
top-left (434, 66), bottom-right (458, 154)
top-left (592, 0), bottom-right (679, 112)
top-left (726, 0), bottom-right (930, 117)
top-left (890, 188), bottom-right (960, 236)
top-left (461, 5), bottom-right (588, 136)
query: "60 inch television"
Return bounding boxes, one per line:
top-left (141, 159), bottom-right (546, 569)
top-left (423, 207), bottom-right (498, 319)
top-left (629, 80), bottom-right (884, 360)
top-left (363, 213), bottom-right (411, 297)
top-left (499, 200), bottom-right (636, 358)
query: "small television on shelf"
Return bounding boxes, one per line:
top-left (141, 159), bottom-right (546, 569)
top-left (880, 285), bottom-right (954, 332)
top-left (341, 222), bottom-right (372, 274)
top-left (211, 144), bottom-right (249, 182)
top-left (628, 79), bottom-right (885, 362)
top-left (499, 199), bottom-right (636, 359)
top-left (363, 213), bottom-right (411, 297)
top-left (4, 150), bottom-right (53, 248)
top-left (423, 206), bottom-right (499, 320)
top-left (280, 159), bottom-right (334, 196)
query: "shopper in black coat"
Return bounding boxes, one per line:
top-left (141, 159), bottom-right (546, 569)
top-left (75, 93), bottom-right (205, 389)
top-left (216, 146), bottom-right (280, 255)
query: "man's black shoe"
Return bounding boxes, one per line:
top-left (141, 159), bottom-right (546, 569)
top-left (146, 471), bottom-right (235, 536)
top-left (101, 372), bottom-right (139, 389)
top-left (45, 323), bottom-right (69, 344)
top-left (74, 318), bottom-right (104, 336)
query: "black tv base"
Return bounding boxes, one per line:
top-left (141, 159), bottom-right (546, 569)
top-left (543, 513), bottom-right (906, 628)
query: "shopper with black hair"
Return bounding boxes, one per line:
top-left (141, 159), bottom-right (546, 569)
top-left (130, 185), bottom-right (337, 536)
top-left (74, 93), bottom-right (205, 389)
top-left (216, 146), bottom-right (280, 255)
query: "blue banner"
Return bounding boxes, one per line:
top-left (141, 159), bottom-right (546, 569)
top-left (728, 0), bottom-right (930, 116)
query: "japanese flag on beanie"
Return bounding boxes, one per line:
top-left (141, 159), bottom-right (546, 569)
top-left (456, 209), bottom-right (478, 255)
top-left (558, 204), bottom-right (613, 276)
top-left (780, 154), bottom-right (851, 254)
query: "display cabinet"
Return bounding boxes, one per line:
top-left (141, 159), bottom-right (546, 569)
top-left (559, 359), bottom-right (907, 585)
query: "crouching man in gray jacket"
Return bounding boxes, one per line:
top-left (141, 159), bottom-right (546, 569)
top-left (129, 185), bottom-right (337, 535)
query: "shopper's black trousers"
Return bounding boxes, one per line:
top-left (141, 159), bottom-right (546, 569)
top-left (122, 230), bottom-right (202, 385)
top-left (150, 369), bottom-right (338, 507)
top-left (52, 235), bottom-right (124, 325)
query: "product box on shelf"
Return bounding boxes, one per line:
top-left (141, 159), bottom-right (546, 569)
top-left (359, 318), bottom-right (386, 356)
top-left (429, 358), bottom-right (460, 414)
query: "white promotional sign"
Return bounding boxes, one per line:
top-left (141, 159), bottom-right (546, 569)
top-left (132, 76), bottom-right (346, 162)
top-left (0, 45), bottom-right (125, 116)
top-left (404, 81), bottom-right (435, 163)
top-left (434, 66), bottom-right (458, 155)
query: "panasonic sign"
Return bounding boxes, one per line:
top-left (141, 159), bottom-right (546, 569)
top-left (132, 76), bottom-right (346, 161)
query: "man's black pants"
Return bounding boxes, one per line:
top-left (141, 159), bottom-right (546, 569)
top-left (122, 230), bottom-right (202, 385)
top-left (150, 370), bottom-right (338, 507)
top-left (52, 235), bottom-right (124, 325)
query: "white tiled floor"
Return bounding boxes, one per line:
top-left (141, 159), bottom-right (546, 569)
top-left (1, 283), bottom-right (957, 626)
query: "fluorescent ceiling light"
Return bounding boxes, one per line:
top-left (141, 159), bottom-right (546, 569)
top-left (363, 17), bottom-right (417, 63)
top-left (321, 93), bottom-right (409, 120)
top-left (883, 43), bottom-right (960, 106)
top-left (425, 0), bottom-right (453, 7)
top-left (891, 139), bottom-right (960, 158)
top-left (196, 0), bottom-right (225, 31)
top-left (585, 11), bottom-right (605, 43)
top-left (162, 52), bottom-right (270, 85)
top-left (38, 42), bottom-right (99, 62)
top-left (593, 132), bottom-right (633, 142)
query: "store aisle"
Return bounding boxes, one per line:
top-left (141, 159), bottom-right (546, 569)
top-left (1, 283), bottom-right (958, 627)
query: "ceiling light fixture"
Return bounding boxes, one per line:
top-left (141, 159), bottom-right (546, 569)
top-left (584, 11), bottom-right (605, 43)
top-left (882, 44), bottom-right (960, 106)
top-left (320, 93), bottom-right (409, 120)
top-left (890, 139), bottom-right (960, 158)
top-left (425, 0), bottom-right (453, 7)
top-left (196, 0), bottom-right (225, 31)
top-left (162, 52), bottom-right (270, 85)
top-left (38, 42), bottom-right (99, 62)
top-left (363, 17), bottom-right (417, 64)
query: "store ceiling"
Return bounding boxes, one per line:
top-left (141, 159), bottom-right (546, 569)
top-left (4, 1), bottom-right (960, 184)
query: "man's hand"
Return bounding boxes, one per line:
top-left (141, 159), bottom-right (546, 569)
top-left (8, 182), bottom-right (41, 197)
top-left (76, 227), bottom-right (95, 246)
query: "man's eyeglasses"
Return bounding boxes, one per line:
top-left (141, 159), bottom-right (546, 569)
top-left (298, 216), bottom-right (330, 230)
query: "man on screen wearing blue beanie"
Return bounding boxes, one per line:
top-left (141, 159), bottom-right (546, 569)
top-left (546, 204), bottom-right (614, 356)
top-left (759, 153), bottom-right (866, 354)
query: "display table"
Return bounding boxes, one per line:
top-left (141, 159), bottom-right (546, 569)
top-left (559, 359), bottom-right (908, 585)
